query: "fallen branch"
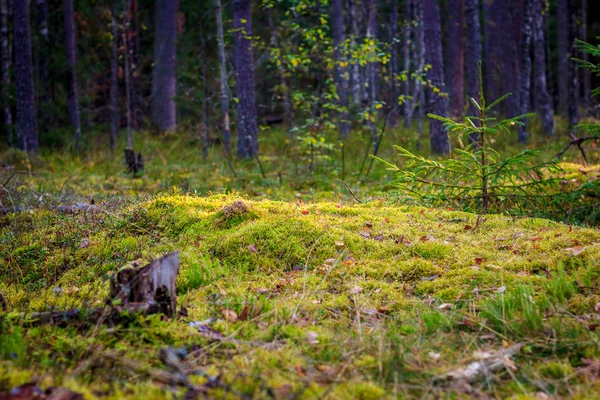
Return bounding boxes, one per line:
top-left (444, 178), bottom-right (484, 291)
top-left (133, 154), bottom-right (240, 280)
top-left (556, 133), bottom-right (600, 164)
top-left (435, 343), bottom-right (523, 382)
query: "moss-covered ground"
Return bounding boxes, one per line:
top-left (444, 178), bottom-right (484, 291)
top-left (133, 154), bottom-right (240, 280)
top-left (0, 120), bottom-right (599, 398)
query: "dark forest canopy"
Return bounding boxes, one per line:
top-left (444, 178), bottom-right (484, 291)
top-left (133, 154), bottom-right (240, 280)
top-left (0, 0), bottom-right (599, 156)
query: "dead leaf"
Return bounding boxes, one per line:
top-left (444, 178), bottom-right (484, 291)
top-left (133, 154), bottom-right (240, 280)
top-left (595, 302), bottom-right (600, 314)
top-left (295, 364), bottom-right (307, 377)
top-left (565, 246), bottom-right (586, 256)
top-left (335, 240), bottom-right (345, 248)
top-left (530, 236), bottom-right (542, 242)
top-left (359, 230), bottom-right (370, 239)
top-left (383, 218), bottom-right (389, 223)
top-left (428, 351), bottom-right (441, 360)
top-left (349, 285), bottom-right (363, 295)
top-left (342, 257), bottom-right (355, 266)
top-left (464, 225), bottom-right (472, 230)
top-left (474, 257), bottom-right (485, 265)
top-left (306, 331), bottom-right (319, 344)
top-left (365, 222), bottom-right (373, 229)
top-left (247, 244), bottom-right (258, 253)
top-left (496, 286), bottom-right (507, 293)
top-left (222, 309), bottom-right (238, 322)
top-left (301, 209), bottom-right (310, 215)
top-left (373, 234), bottom-right (383, 241)
top-left (420, 235), bottom-right (435, 242)
top-left (78, 238), bottom-right (89, 248)
top-left (438, 303), bottom-right (453, 310)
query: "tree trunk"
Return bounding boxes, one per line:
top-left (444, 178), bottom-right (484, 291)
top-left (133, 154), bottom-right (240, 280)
top-left (0, 0), bottom-right (11, 145)
top-left (110, 0), bottom-right (120, 154)
top-left (349, 0), bottom-right (362, 106)
top-left (444, 0), bottom-right (464, 117)
top-left (567, 0), bottom-right (579, 128)
top-left (64, 0), bottom-right (81, 152)
top-left (151, 0), bottom-right (178, 132)
top-left (499, 0), bottom-right (519, 117)
top-left (123, 0), bottom-right (132, 147)
top-left (556, 0), bottom-right (568, 117)
top-left (232, 0), bottom-right (258, 158)
top-left (200, 23), bottom-right (208, 159)
top-left (483, 0), bottom-right (500, 103)
top-left (532, 0), bottom-right (554, 136)
top-left (412, 0), bottom-right (425, 146)
top-left (35, 0), bottom-right (49, 130)
top-left (422, 0), bottom-right (449, 154)
top-left (366, 0), bottom-right (378, 150)
top-left (579, 0), bottom-right (590, 110)
top-left (517, 0), bottom-right (533, 144)
top-left (14, 0), bottom-right (38, 153)
top-left (130, 0), bottom-right (140, 128)
top-left (402, 0), bottom-right (412, 128)
top-left (215, 0), bottom-right (232, 155)
top-left (389, 0), bottom-right (399, 127)
top-left (464, 0), bottom-right (481, 123)
top-left (332, 0), bottom-right (350, 138)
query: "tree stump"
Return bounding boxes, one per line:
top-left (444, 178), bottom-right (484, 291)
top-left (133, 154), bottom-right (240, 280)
top-left (109, 252), bottom-right (180, 318)
top-left (124, 147), bottom-right (144, 177)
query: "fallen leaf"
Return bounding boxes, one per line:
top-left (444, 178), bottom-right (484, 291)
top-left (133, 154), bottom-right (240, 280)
top-left (359, 230), bottom-right (370, 239)
top-left (78, 238), bottom-right (89, 248)
top-left (365, 222), bottom-right (373, 229)
top-left (295, 364), bottom-right (307, 377)
top-left (464, 225), bottom-right (473, 230)
top-left (474, 257), bottom-right (485, 265)
top-left (438, 303), bottom-right (453, 310)
top-left (420, 235), bottom-right (435, 242)
top-left (496, 286), bottom-right (507, 293)
top-left (222, 309), bottom-right (238, 322)
top-left (383, 218), bottom-right (389, 223)
top-left (595, 302), bottom-right (600, 314)
top-left (342, 257), bottom-right (355, 266)
top-left (301, 209), bottom-right (310, 215)
top-left (247, 244), bottom-right (258, 253)
top-left (306, 331), bottom-right (319, 344)
top-left (373, 234), bottom-right (383, 241)
top-left (349, 285), bottom-right (363, 295)
top-left (335, 240), bottom-right (345, 248)
top-left (479, 333), bottom-right (496, 341)
top-left (428, 351), bottom-right (441, 360)
top-left (530, 236), bottom-right (542, 241)
top-left (565, 246), bottom-right (585, 256)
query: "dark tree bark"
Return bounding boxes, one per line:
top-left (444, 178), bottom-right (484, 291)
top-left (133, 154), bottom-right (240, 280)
top-left (464, 0), bottom-right (481, 122)
top-left (64, 0), bottom-right (82, 151)
top-left (402, 0), bottom-right (413, 128)
top-left (200, 19), bottom-right (208, 159)
top-left (499, 0), bottom-right (520, 117)
top-left (232, 0), bottom-right (258, 158)
top-left (556, 0), bottom-right (569, 117)
top-left (35, 0), bottom-right (49, 128)
top-left (349, 0), bottom-right (362, 106)
top-left (215, 0), bottom-right (232, 155)
top-left (413, 0), bottom-right (425, 147)
top-left (532, 0), bottom-right (554, 136)
top-left (332, 0), bottom-right (350, 138)
top-left (14, 0), bottom-right (37, 153)
top-left (566, 0), bottom-right (579, 128)
top-left (123, 0), bottom-right (132, 147)
top-left (151, 0), bottom-right (178, 132)
top-left (444, 0), bottom-right (464, 117)
top-left (130, 0), bottom-right (141, 128)
top-left (389, 0), bottom-right (399, 126)
top-left (0, 0), bottom-right (11, 145)
top-left (517, 0), bottom-right (534, 143)
top-left (110, 0), bottom-right (120, 154)
top-left (483, 0), bottom-right (500, 102)
top-left (580, 0), bottom-right (590, 110)
top-left (366, 0), bottom-right (378, 149)
top-left (422, 0), bottom-right (449, 154)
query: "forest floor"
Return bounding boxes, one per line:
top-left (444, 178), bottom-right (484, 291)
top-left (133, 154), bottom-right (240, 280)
top-left (0, 120), bottom-right (599, 399)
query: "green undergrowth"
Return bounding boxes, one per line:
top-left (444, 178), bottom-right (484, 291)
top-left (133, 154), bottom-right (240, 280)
top-left (1, 194), bottom-right (599, 398)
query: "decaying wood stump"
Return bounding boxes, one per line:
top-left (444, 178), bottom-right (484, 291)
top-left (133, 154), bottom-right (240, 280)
top-left (124, 147), bottom-right (144, 176)
top-left (109, 252), bottom-right (180, 318)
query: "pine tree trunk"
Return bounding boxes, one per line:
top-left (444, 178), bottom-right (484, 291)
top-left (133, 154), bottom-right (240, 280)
top-left (232, 0), bottom-right (258, 158)
top-left (556, 0), bottom-right (569, 117)
top-left (532, 0), bottom-right (554, 136)
top-left (332, 0), bottom-right (350, 138)
top-left (200, 26), bottom-right (208, 159)
top-left (349, 0), bottom-right (362, 106)
top-left (567, 0), bottom-right (579, 128)
top-left (64, 0), bottom-right (82, 151)
top-left (580, 0), bottom-right (590, 110)
top-left (130, 0), bottom-right (140, 128)
top-left (123, 0), bottom-right (132, 147)
top-left (388, 0), bottom-right (399, 127)
top-left (499, 0), bottom-right (519, 117)
top-left (35, 0), bottom-right (49, 129)
top-left (422, 0), bottom-right (449, 154)
top-left (444, 0), bottom-right (464, 117)
top-left (151, 0), bottom-right (178, 132)
top-left (402, 0), bottom-right (412, 128)
top-left (412, 0), bottom-right (425, 146)
top-left (464, 0), bottom-right (481, 123)
top-left (483, 0), bottom-right (500, 103)
top-left (14, 0), bottom-right (37, 153)
top-left (366, 0), bottom-right (378, 150)
top-left (0, 0), bottom-right (12, 145)
top-left (110, 0), bottom-right (120, 154)
top-left (517, 0), bottom-right (533, 144)
top-left (215, 0), bottom-right (232, 155)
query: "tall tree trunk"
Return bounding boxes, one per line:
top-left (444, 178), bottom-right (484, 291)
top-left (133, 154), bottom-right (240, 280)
top-left (444, 0), bottom-right (464, 117)
top-left (200, 25), bottom-right (208, 159)
top-left (151, 0), bottom-right (177, 132)
top-left (64, 0), bottom-right (81, 152)
top-left (464, 0), bottom-right (481, 123)
top-left (35, 0), bottom-right (49, 130)
top-left (499, 0), bottom-right (519, 117)
top-left (422, 0), bottom-right (449, 154)
top-left (566, 0), bottom-right (578, 128)
top-left (402, 0), bottom-right (412, 128)
top-left (517, 0), bottom-right (533, 144)
top-left (483, 0), bottom-right (500, 103)
top-left (366, 0), bottom-right (378, 150)
top-left (232, 0), bottom-right (258, 158)
top-left (266, 6), bottom-right (292, 134)
top-left (123, 0), bottom-right (132, 147)
top-left (130, 0), bottom-right (140, 128)
top-left (0, 0), bottom-right (11, 145)
top-left (532, 0), bottom-right (554, 136)
top-left (349, 0), bottom-right (362, 106)
top-left (215, 0), bottom-right (232, 155)
top-left (412, 0), bottom-right (425, 147)
top-left (14, 0), bottom-right (37, 153)
top-left (110, 0), bottom-right (119, 154)
top-left (556, 0), bottom-right (569, 117)
top-left (332, 0), bottom-right (350, 138)
top-left (389, 0), bottom-right (399, 127)
top-left (579, 0), bottom-right (590, 110)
